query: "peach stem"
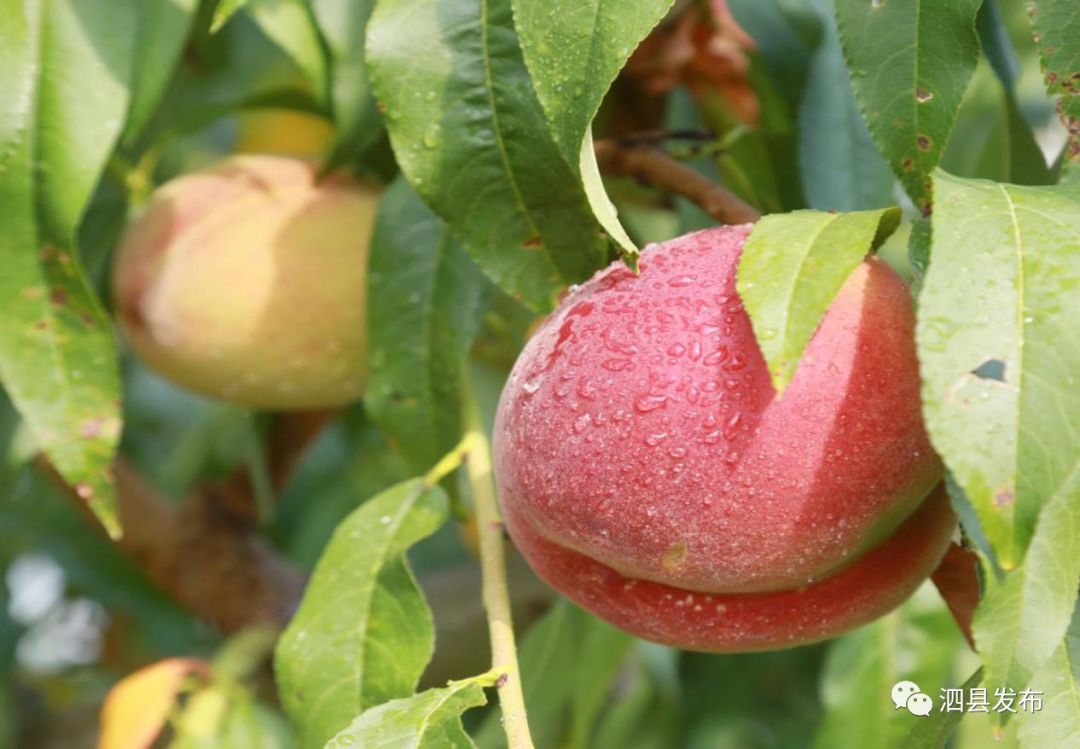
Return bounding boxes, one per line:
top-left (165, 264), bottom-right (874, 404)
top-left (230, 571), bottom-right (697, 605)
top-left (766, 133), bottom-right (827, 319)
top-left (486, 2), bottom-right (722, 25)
top-left (457, 410), bottom-right (535, 749)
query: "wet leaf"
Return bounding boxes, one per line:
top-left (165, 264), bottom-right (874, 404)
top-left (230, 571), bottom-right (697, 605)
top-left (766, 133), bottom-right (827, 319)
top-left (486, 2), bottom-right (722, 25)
top-left (0, 0), bottom-right (133, 535)
top-left (738, 207), bottom-right (901, 392)
top-left (366, 0), bottom-right (609, 311)
top-left (835, 0), bottom-right (981, 209)
top-left (326, 674), bottom-right (493, 749)
top-left (511, 0), bottom-right (675, 257)
top-left (918, 172), bottom-right (1080, 567)
top-left (275, 478), bottom-right (448, 749)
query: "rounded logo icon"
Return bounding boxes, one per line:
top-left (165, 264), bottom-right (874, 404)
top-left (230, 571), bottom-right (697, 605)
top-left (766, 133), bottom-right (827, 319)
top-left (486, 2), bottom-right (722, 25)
top-left (906, 692), bottom-right (933, 717)
top-left (891, 681), bottom-right (921, 710)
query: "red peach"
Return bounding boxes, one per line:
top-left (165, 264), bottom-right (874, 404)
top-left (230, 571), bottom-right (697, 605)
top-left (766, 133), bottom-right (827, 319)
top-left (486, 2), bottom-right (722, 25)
top-left (493, 225), bottom-right (951, 652)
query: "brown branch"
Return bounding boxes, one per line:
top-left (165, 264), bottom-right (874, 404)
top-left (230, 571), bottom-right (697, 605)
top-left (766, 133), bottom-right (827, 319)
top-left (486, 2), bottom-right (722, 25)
top-left (264, 410), bottom-right (337, 491)
top-left (45, 458), bottom-right (305, 632)
top-left (41, 409), bottom-right (335, 632)
top-left (213, 409), bottom-right (339, 524)
top-left (594, 138), bottom-right (760, 225)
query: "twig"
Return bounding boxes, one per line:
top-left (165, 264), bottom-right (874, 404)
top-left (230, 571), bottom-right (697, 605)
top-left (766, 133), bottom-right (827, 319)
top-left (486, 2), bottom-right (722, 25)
top-left (456, 423), bottom-right (535, 749)
top-left (39, 409), bottom-right (332, 631)
top-left (207, 409), bottom-right (338, 525)
top-left (616, 128), bottom-right (716, 146)
top-left (42, 457), bottom-right (305, 631)
top-left (594, 138), bottom-right (761, 225)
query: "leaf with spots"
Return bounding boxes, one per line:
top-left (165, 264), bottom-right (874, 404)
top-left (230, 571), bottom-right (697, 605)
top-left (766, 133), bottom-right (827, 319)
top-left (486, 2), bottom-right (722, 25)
top-left (325, 674), bottom-right (494, 749)
top-left (365, 177), bottom-right (491, 473)
top-left (274, 478), bottom-right (448, 749)
top-left (918, 171), bottom-right (1080, 568)
top-left (366, 0), bottom-right (609, 312)
top-left (835, 0), bottom-right (981, 210)
top-left (0, 0), bottom-right (134, 535)
top-left (1026, 0), bottom-right (1080, 182)
top-left (738, 207), bottom-right (901, 393)
top-left (511, 0), bottom-right (675, 258)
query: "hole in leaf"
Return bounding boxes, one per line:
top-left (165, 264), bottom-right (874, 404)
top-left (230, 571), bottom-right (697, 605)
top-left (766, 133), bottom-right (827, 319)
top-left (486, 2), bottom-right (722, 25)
top-left (972, 359), bottom-right (1006, 383)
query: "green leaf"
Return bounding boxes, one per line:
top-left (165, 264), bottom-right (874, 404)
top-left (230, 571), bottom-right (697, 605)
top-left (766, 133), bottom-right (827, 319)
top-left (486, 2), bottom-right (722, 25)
top-left (159, 13), bottom-right (322, 136)
top-left (812, 586), bottom-right (962, 749)
top-left (0, 0), bottom-right (135, 535)
top-left (366, 0), bottom-right (609, 312)
top-left (311, 0), bottom-right (383, 166)
top-left (1018, 601), bottom-right (1080, 749)
top-left (212, 0), bottom-right (253, 33)
top-left (917, 172), bottom-right (1080, 567)
top-left (246, 0), bottom-right (329, 104)
top-left (511, 0), bottom-right (672, 161)
top-left (907, 215), bottom-right (931, 296)
top-left (939, 59), bottom-right (1053, 189)
top-left (835, 0), bottom-right (981, 209)
top-left (974, 1), bottom-right (1054, 187)
top-left (567, 614), bottom-right (634, 749)
top-left (738, 207), bottom-right (902, 392)
top-left (900, 669), bottom-right (983, 749)
top-left (971, 473), bottom-right (1080, 702)
top-left (122, 0), bottom-right (200, 143)
top-left (729, 0), bottom-right (823, 99)
top-left (510, 0), bottom-right (674, 257)
top-left (365, 178), bottom-right (490, 473)
top-left (799, 0), bottom-right (894, 211)
top-left (325, 675), bottom-right (493, 749)
top-left (218, 694), bottom-right (296, 749)
top-left (275, 478), bottom-right (449, 749)
top-left (1026, 0), bottom-right (1080, 181)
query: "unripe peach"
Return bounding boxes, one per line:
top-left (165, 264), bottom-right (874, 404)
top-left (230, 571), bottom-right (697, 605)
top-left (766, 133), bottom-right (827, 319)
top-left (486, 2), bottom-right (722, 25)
top-left (493, 225), bottom-right (952, 652)
top-left (113, 156), bottom-right (378, 410)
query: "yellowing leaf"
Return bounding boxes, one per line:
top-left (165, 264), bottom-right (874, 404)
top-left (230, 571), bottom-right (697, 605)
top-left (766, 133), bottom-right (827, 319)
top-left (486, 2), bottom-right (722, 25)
top-left (98, 658), bottom-right (209, 749)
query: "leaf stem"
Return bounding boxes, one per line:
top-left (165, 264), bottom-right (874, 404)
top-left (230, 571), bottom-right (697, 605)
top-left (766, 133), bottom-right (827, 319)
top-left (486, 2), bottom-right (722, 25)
top-left (459, 414), bottom-right (535, 749)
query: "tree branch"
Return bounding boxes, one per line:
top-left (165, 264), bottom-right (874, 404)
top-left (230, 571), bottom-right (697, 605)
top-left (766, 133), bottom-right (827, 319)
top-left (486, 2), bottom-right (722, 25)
top-left (41, 409), bottom-right (335, 632)
top-left (594, 138), bottom-right (760, 225)
top-left (44, 458), bottom-right (305, 632)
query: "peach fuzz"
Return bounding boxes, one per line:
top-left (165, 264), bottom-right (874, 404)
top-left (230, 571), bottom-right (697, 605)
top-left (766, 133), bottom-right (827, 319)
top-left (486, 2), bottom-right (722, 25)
top-left (493, 225), bottom-right (952, 651)
top-left (113, 156), bottom-right (378, 410)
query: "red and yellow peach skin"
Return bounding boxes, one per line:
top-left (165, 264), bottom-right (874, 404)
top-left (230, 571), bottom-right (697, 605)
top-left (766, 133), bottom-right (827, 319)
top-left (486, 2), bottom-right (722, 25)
top-left (113, 155), bottom-right (378, 410)
top-left (493, 225), bottom-right (951, 651)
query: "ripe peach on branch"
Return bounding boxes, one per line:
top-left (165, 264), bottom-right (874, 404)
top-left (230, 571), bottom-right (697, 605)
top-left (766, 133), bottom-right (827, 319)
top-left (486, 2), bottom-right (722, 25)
top-left (494, 226), bottom-right (952, 652)
top-left (113, 156), bottom-right (378, 410)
